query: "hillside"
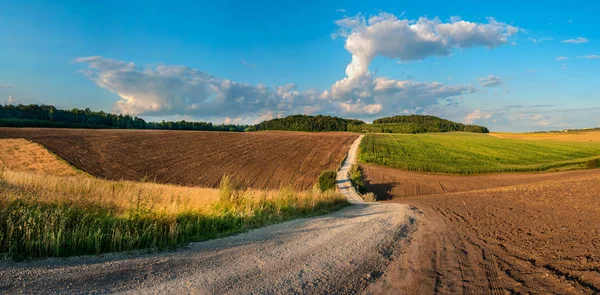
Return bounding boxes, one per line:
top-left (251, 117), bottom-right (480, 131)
top-left (360, 114), bottom-right (489, 134)
top-left (360, 132), bottom-right (600, 174)
top-left (0, 128), bottom-right (358, 190)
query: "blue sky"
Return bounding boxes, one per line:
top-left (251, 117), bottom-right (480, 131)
top-left (0, 0), bottom-right (599, 131)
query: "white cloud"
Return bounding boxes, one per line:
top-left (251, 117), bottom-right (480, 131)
top-left (0, 85), bottom-right (12, 89)
top-left (1, 95), bottom-right (14, 105)
top-left (556, 56), bottom-right (569, 61)
top-left (478, 75), bottom-right (502, 87)
top-left (74, 13), bottom-right (519, 121)
top-left (528, 37), bottom-right (553, 43)
top-left (74, 56), bottom-right (326, 120)
top-left (561, 37), bottom-right (588, 43)
top-left (577, 55), bottom-right (600, 59)
top-left (464, 109), bottom-right (493, 124)
top-left (329, 12), bottom-right (518, 101)
top-left (336, 9), bottom-right (346, 13)
top-left (339, 101), bottom-right (382, 114)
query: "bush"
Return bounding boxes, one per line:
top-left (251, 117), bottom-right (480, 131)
top-left (363, 192), bottom-right (377, 202)
top-left (318, 170), bottom-right (337, 192)
top-left (349, 164), bottom-right (367, 194)
top-left (587, 159), bottom-right (599, 169)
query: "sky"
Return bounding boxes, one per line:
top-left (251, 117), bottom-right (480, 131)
top-left (0, 0), bottom-right (599, 132)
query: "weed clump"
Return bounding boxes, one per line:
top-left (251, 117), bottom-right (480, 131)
top-left (587, 159), bottom-right (599, 169)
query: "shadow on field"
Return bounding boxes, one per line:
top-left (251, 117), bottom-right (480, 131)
top-left (363, 180), bottom-right (394, 200)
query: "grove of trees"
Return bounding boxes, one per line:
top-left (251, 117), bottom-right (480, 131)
top-left (0, 104), bottom-right (248, 131)
top-left (256, 115), bottom-right (364, 132)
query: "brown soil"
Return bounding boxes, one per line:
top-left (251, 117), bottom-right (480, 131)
top-left (0, 128), bottom-right (358, 190)
top-left (361, 163), bottom-right (600, 199)
top-left (364, 164), bottom-right (600, 294)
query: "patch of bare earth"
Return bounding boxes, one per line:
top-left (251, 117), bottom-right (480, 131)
top-left (364, 164), bottom-right (600, 294)
top-left (0, 128), bottom-right (358, 190)
top-left (362, 163), bottom-right (600, 199)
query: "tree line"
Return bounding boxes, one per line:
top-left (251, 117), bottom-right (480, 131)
top-left (0, 104), bottom-right (249, 131)
top-left (255, 115), bottom-right (364, 132)
top-left (0, 104), bottom-right (489, 133)
top-left (371, 114), bottom-right (489, 133)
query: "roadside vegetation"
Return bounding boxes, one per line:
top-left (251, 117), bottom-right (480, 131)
top-left (0, 170), bottom-right (346, 260)
top-left (360, 132), bottom-right (600, 174)
top-left (0, 138), bottom-right (347, 260)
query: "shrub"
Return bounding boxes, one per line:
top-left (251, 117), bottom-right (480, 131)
top-left (587, 159), bottom-right (599, 169)
top-left (349, 165), bottom-right (363, 186)
top-left (318, 170), bottom-right (337, 192)
top-left (363, 192), bottom-right (377, 202)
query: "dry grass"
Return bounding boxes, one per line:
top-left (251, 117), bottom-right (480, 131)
top-left (0, 139), bottom-right (79, 176)
top-left (1, 170), bottom-right (221, 216)
top-left (0, 137), bottom-right (348, 259)
top-left (489, 131), bottom-right (600, 142)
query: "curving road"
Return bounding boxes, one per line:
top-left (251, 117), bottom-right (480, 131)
top-left (0, 135), bottom-right (415, 295)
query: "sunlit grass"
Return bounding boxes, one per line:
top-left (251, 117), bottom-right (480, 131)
top-left (360, 132), bottom-right (600, 174)
top-left (0, 170), bottom-right (346, 260)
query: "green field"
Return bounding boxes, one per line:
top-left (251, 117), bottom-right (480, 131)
top-left (359, 132), bottom-right (600, 174)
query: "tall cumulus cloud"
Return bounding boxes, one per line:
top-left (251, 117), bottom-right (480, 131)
top-left (75, 12), bottom-right (519, 122)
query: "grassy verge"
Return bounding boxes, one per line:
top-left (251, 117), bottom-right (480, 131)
top-left (0, 170), bottom-right (347, 260)
top-left (360, 132), bottom-right (600, 174)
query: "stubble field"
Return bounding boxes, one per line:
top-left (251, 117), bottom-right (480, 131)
top-left (0, 128), bottom-right (358, 190)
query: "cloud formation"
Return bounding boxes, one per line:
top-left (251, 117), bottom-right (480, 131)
top-left (74, 13), bottom-right (518, 121)
top-left (0, 85), bottom-right (12, 89)
top-left (478, 75), bottom-right (503, 87)
top-left (556, 56), bottom-right (569, 61)
top-left (464, 109), bottom-right (493, 124)
top-left (0, 95), bottom-right (14, 105)
top-left (561, 37), bottom-right (588, 43)
top-left (578, 55), bottom-right (600, 59)
top-left (74, 56), bottom-right (326, 120)
top-left (329, 13), bottom-right (517, 101)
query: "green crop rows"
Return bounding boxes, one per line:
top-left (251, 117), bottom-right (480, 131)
top-left (359, 132), bottom-right (600, 174)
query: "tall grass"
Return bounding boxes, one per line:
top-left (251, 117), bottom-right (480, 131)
top-left (0, 170), bottom-right (347, 260)
top-left (360, 132), bottom-right (600, 174)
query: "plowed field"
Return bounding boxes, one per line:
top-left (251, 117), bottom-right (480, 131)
top-left (400, 174), bottom-right (600, 294)
top-left (0, 128), bottom-right (358, 190)
top-left (361, 163), bottom-right (600, 199)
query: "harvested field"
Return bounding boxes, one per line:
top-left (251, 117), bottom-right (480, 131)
top-left (0, 138), bottom-right (79, 176)
top-left (490, 130), bottom-right (600, 142)
top-left (0, 128), bottom-right (358, 190)
top-left (361, 163), bottom-right (600, 199)
top-left (398, 174), bottom-right (600, 294)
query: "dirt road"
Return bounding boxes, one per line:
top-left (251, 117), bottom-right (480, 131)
top-left (0, 134), bottom-right (416, 294)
